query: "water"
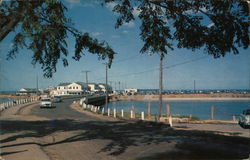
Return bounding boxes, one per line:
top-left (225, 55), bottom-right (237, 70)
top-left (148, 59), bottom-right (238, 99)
top-left (105, 101), bottom-right (250, 120)
top-left (0, 98), bottom-right (13, 104)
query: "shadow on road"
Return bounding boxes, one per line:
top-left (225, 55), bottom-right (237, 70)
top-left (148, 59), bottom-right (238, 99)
top-left (0, 119), bottom-right (249, 159)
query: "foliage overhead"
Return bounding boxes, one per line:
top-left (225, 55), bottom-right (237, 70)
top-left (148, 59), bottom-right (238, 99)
top-left (0, 0), bottom-right (115, 78)
top-left (106, 0), bottom-right (249, 58)
top-left (1, 0), bottom-right (249, 77)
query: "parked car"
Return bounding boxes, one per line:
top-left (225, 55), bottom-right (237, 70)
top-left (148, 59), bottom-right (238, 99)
top-left (53, 96), bottom-right (62, 103)
top-left (238, 109), bottom-right (250, 129)
top-left (40, 98), bottom-right (53, 108)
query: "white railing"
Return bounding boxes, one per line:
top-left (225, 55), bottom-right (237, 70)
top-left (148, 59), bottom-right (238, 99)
top-left (0, 97), bottom-right (39, 112)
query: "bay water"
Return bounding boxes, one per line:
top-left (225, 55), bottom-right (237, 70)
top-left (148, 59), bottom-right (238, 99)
top-left (106, 100), bottom-right (250, 120)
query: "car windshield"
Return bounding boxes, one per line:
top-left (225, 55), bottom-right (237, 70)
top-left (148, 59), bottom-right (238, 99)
top-left (41, 98), bottom-right (50, 101)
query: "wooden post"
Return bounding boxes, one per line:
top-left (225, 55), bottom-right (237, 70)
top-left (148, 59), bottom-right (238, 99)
top-left (121, 109), bottom-right (124, 118)
top-left (166, 104), bottom-right (170, 118)
top-left (211, 104), bottom-right (214, 120)
top-left (108, 108), bottom-right (110, 116)
top-left (148, 101), bottom-right (151, 119)
top-left (141, 112), bottom-right (144, 120)
top-left (102, 107), bottom-right (104, 114)
top-left (169, 115), bottom-right (173, 127)
top-left (114, 108), bottom-right (116, 118)
top-left (233, 115), bottom-right (236, 121)
top-left (189, 114), bottom-right (192, 121)
top-left (131, 110), bottom-right (133, 118)
top-left (132, 105), bottom-right (135, 118)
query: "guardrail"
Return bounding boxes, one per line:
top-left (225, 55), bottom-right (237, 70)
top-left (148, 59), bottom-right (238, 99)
top-left (0, 97), bottom-right (39, 112)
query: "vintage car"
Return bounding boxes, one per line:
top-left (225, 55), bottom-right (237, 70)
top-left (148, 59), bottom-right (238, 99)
top-left (238, 109), bottom-right (250, 129)
top-left (40, 97), bottom-right (53, 108)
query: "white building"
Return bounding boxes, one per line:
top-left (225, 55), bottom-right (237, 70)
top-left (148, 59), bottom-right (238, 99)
top-left (52, 82), bottom-right (89, 96)
top-left (88, 83), bottom-right (101, 93)
top-left (124, 88), bottom-right (138, 95)
top-left (98, 83), bottom-right (112, 93)
top-left (51, 82), bottom-right (111, 96)
top-left (18, 88), bottom-right (37, 95)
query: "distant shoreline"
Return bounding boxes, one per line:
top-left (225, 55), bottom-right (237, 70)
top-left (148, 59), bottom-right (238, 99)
top-left (110, 94), bottom-right (250, 102)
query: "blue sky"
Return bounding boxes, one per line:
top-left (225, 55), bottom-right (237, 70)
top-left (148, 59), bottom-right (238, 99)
top-left (0, 0), bottom-right (249, 91)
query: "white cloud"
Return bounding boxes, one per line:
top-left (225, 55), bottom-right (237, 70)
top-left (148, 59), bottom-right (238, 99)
top-left (111, 35), bottom-right (120, 38)
top-left (92, 32), bottom-right (103, 37)
top-left (123, 21), bottom-right (135, 27)
top-left (64, 0), bottom-right (97, 8)
top-left (132, 7), bottom-right (141, 17)
top-left (65, 0), bottom-right (80, 4)
top-left (106, 2), bottom-right (117, 10)
top-left (122, 30), bottom-right (129, 34)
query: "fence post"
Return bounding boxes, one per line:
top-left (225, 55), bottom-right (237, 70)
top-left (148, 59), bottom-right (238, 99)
top-left (108, 108), bottom-right (110, 116)
top-left (211, 104), bottom-right (214, 120)
top-left (102, 107), bottom-right (104, 115)
top-left (141, 111), bottom-right (144, 120)
top-left (166, 104), bottom-right (170, 118)
top-left (233, 115), bottom-right (236, 122)
top-left (148, 101), bottom-right (151, 119)
top-left (131, 110), bottom-right (133, 118)
top-left (132, 105), bottom-right (135, 118)
top-left (121, 109), bottom-right (124, 118)
top-left (114, 108), bottom-right (116, 118)
top-left (169, 115), bottom-right (173, 127)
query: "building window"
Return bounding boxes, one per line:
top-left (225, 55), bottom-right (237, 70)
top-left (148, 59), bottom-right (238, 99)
top-left (76, 87), bottom-right (78, 89)
top-left (69, 87), bottom-right (72, 89)
top-left (58, 87), bottom-right (60, 90)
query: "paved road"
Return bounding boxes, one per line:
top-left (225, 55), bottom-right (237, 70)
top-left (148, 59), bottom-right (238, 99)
top-left (30, 98), bottom-right (99, 121)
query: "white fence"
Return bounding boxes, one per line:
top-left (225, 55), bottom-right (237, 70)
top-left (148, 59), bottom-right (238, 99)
top-left (0, 97), bottom-right (39, 112)
top-left (79, 98), bottom-right (146, 120)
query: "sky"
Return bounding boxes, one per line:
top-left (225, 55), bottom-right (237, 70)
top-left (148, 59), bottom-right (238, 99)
top-left (0, 0), bottom-right (249, 91)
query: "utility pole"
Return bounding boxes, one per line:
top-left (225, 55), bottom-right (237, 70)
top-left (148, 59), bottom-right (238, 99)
top-left (104, 63), bottom-right (108, 112)
top-left (36, 75), bottom-right (39, 95)
top-left (82, 70), bottom-right (90, 92)
top-left (118, 81), bottom-right (121, 91)
top-left (109, 81), bottom-right (113, 89)
top-left (194, 80), bottom-right (196, 93)
top-left (82, 70), bottom-right (90, 84)
top-left (158, 53), bottom-right (164, 121)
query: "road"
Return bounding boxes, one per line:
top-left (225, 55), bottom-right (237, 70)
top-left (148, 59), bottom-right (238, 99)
top-left (30, 98), bottom-right (98, 121)
top-left (1, 99), bottom-right (250, 160)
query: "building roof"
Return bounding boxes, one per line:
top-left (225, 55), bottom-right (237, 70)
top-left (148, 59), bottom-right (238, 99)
top-left (19, 88), bottom-right (37, 92)
top-left (75, 82), bottom-right (88, 86)
top-left (58, 83), bottom-right (71, 86)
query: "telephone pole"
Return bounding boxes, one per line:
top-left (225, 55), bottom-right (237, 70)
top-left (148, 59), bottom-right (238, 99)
top-left (194, 80), bottom-right (196, 93)
top-left (104, 63), bottom-right (108, 112)
top-left (82, 70), bottom-right (90, 92)
top-left (158, 53), bottom-right (164, 121)
top-left (118, 81), bottom-right (121, 91)
top-left (81, 70), bottom-right (90, 84)
top-left (36, 75), bottom-right (39, 95)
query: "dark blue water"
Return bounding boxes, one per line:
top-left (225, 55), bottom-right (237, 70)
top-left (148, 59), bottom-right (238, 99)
top-left (0, 98), bottom-right (12, 104)
top-left (106, 101), bottom-right (250, 120)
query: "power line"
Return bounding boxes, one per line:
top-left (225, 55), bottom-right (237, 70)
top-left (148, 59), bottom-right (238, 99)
top-left (92, 56), bottom-right (208, 81)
